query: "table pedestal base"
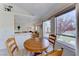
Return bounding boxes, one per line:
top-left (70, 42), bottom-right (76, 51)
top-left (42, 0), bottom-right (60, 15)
top-left (34, 52), bottom-right (42, 56)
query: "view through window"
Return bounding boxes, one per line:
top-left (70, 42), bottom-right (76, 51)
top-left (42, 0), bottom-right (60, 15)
top-left (56, 9), bottom-right (77, 48)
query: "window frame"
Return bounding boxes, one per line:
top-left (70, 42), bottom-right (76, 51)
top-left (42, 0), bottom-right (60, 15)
top-left (55, 6), bottom-right (77, 49)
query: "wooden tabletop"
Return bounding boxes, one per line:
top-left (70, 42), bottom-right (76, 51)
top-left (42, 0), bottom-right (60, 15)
top-left (24, 38), bottom-right (49, 52)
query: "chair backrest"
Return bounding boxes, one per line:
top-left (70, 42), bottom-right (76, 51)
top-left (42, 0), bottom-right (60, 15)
top-left (5, 37), bottom-right (19, 56)
top-left (49, 34), bottom-right (56, 49)
top-left (32, 31), bottom-right (39, 38)
top-left (47, 48), bottom-right (64, 56)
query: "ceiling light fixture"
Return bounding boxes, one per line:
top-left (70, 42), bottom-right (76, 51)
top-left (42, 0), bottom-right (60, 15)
top-left (4, 5), bottom-right (13, 12)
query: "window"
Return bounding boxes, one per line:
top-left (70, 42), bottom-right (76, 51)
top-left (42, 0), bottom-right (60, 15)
top-left (56, 9), bottom-right (77, 48)
top-left (43, 20), bottom-right (51, 38)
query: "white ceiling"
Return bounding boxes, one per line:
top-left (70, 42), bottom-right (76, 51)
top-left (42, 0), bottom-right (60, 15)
top-left (14, 3), bottom-right (73, 20)
top-left (14, 3), bottom-right (55, 16)
top-left (14, 4), bottom-right (65, 16)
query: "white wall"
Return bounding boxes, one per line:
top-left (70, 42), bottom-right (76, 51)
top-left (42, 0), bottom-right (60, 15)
top-left (14, 15), bottom-right (37, 32)
top-left (0, 11), bottom-right (14, 49)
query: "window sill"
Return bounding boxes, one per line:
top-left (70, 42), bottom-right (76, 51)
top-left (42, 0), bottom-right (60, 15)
top-left (56, 40), bottom-right (76, 52)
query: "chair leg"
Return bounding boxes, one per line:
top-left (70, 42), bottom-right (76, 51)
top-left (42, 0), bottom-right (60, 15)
top-left (45, 50), bottom-right (48, 53)
top-left (53, 45), bottom-right (55, 50)
top-left (30, 52), bottom-right (33, 56)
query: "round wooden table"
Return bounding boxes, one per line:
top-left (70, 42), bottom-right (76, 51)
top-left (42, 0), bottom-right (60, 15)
top-left (24, 38), bottom-right (49, 54)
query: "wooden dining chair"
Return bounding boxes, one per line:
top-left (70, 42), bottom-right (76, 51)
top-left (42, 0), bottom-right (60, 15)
top-left (48, 34), bottom-right (56, 50)
top-left (5, 36), bottom-right (22, 56)
top-left (46, 48), bottom-right (63, 56)
top-left (32, 31), bottom-right (39, 38)
top-left (38, 48), bottom-right (64, 56)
